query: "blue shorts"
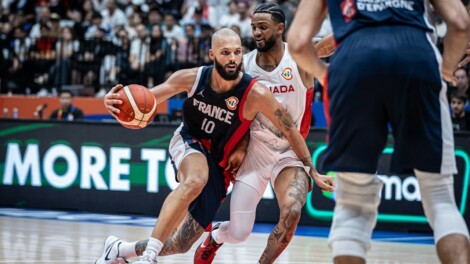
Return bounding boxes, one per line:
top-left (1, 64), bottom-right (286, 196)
top-left (169, 125), bottom-right (226, 229)
top-left (322, 26), bottom-right (456, 175)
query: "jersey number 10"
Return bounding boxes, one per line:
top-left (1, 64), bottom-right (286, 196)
top-left (201, 118), bottom-right (215, 134)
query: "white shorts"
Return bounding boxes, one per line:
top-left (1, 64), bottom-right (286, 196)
top-left (235, 134), bottom-right (310, 197)
top-left (168, 124), bottom-right (202, 169)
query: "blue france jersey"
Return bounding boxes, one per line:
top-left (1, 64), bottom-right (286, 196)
top-left (327, 0), bottom-right (434, 42)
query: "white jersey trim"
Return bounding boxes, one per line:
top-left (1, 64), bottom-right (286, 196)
top-left (188, 67), bottom-right (204, 97)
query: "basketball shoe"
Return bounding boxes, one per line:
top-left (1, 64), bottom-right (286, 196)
top-left (133, 250), bottom-right (158, 264)
top-left (95, 236), bottom-right (127, 264)
top-left (194, 223), bottom-right (223, 264)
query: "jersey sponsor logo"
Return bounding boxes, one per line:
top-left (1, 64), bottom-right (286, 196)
top-left (341, 0), bottom-right (357, 23)
top-left (193, 98), bottom-right (234, 124)
top-left (225, 96), bottom-right (239, 111)
top-left (268, 85), bottom-right (295, 94)
top-left (281, 68), bottom-right (293, 80)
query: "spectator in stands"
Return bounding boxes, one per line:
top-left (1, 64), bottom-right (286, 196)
top-left (147, 8), bottom-right (162, 31)
top-left (234, 1), bottom-right (252, 39)
top-left (92, 0), bottom-right (109, 12)
top-left (50, 90), bottom-right (84, 120)
top-left (75, 26), bottom-right (113, 92)
top-left (188, 7), bottom-right (210, 38)
top-left (219, 0), bottom-right (239, 28)
top-left (29, 6), bottom-right (51, 39)
top-left (146, 24), bottom-right (168, 86)
top-left (8, 0), bottom-right (36, 30)
top-left (198, 24), bottom-right (212, 65)
top-left (51, 27), bottom-right (80, 87)
top-left (73, 0), bottom-right (96, 41)
top-left (162, 13), bottom-right (183, 45)
top-left (450, 92), bottom-right (470, 131)
top-left (456, 68), bottom-right (470, 96)
top-left (129, 24), bottom-right (149, 84)
top-left (85, 11), bottom-right (111, 39)
top-left (182, 0), bottom-right (216, 28)
top-left (48, 13), bottom-right (61, 39)
top-left (8, 26), bottom-right (33, 94)
top-left (31, 23), bottom-right (56, 94)
top-left (102, 0), bottom-right (127, 33)
top-left (176, 23), bottom-right (198, 69)
top-left (125, 0), bottom-right (149, 16)
top-left (114, 28), bottom-right (133, 84)
top-left (0, 22), bottom-right (13, 94)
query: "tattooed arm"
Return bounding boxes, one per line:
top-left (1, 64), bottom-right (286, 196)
top-left (243, 83), bottom-right (334, 192)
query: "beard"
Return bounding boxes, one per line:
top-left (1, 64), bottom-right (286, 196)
top-left (255, 33), bottom-right (276, 52)
top-left (214, 57), bottom-right (242, 81)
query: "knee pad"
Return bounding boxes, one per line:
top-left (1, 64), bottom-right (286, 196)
top-left (328, 173), bottom-right (383, 259)
top-left (414, 170), bottom-right (469, 242)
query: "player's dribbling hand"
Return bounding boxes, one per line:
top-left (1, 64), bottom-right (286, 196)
top-left (310, 171), bottom-right (335, 192)
top-left (104, 84), bottom-right (124, 118)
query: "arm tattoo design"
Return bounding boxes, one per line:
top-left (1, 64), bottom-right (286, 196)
top-left (274, 109), bottom-right (294, 129)
top-left (135, 239), bottom-right (148, 256)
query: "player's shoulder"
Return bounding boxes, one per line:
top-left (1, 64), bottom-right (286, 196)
top-left (247, 81), bottom-right (270, 99)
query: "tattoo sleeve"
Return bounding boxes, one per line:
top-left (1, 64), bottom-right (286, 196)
top-left (274, 109), bottom-right (294, 129)
top-left (159, 214), bottom-right (204, 255)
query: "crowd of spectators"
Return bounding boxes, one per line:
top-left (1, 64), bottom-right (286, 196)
top-left (0, 0), bottom-right (300, 97)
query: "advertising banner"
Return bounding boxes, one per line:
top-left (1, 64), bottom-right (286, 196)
top-left (1, 120), bottom-right (468, 232)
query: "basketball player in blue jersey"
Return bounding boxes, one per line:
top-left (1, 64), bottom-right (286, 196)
top-left (288, 0), bottom-right (470, 263)
top-left (98, 28), bottom-right (334, 264)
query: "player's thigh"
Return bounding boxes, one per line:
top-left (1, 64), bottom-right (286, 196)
top-left (273, 167), bottom-right (309, 208)
top-left (177, 152), bottom-right (209, 186)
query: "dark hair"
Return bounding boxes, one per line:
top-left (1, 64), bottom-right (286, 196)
top-left (451, 92), bottom-right (467, 102)
top-left (59, 90), bottom-right (74, 97)
top-left (253, 3), bottom-right (285, 24)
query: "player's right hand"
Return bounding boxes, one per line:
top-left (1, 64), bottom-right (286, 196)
top-left (458, 41), bottom-right (470, 68)
top-left (104, 84), bottom-right (123, 118)
top-left (310, 170), bottom-right (335, 192)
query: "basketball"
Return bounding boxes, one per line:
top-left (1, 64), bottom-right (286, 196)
top-left (115, 84), bottom-right (158, 129)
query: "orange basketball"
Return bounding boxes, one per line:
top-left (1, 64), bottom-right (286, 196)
top-left (115, 84), bottom-right (158, 129)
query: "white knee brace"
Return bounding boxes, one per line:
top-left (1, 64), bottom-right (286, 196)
top-left (328, 173), bottom-right (383, 259)
top-left (414, 170), bottom-right (469, 242)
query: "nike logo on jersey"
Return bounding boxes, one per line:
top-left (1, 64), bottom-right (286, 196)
top-left (267, 85), bottom-right (295, 94)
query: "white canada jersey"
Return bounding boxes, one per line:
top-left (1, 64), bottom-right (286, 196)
top-left (243, 43), bottom-right (312, 150)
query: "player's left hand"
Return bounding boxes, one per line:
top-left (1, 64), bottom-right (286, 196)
top-left (225, 147), bottom-right (247, 174)
top-left (310, 170), bottom-right (335, 192)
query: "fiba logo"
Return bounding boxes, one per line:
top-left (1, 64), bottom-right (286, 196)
top-left (225, 96), bottom-right (239, 110)
top-left (340, 0), bottom-right (357, 23)
top-left (281, 68), bottom-right (293, 80)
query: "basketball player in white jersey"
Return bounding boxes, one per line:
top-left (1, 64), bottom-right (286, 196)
top-left (194, 4), bottom-right (335, 263)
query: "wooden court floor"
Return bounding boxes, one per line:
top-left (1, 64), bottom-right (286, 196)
top-left (0, 216), bottom-right (439, 264)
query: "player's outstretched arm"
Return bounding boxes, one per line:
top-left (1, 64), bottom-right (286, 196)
top-left (103, 68), bottom-right (199, 116)
top-left (243, 83), bottom-right (334, 192)
top-left (431, 0), bottom-right (470, 82)
top-left (287, 0), bottom-right (329, 85)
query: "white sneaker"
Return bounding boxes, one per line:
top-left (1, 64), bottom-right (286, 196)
top-left (95, 236), bottom-right (127, 264)
top-left (133, 250), bottom-right (157, 264)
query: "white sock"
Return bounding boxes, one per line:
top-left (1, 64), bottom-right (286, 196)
top-left (212, 222), bottom-right (229, 244)
top-left (119, 241), bottom-right (138, 259)
top-left (146, 237), bottom-right (164, 256)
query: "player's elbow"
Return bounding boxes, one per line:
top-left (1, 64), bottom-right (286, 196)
top-left (446, 10), bottom-right (470, 36)
top-left (287, 32), bottom-right (310, 57)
